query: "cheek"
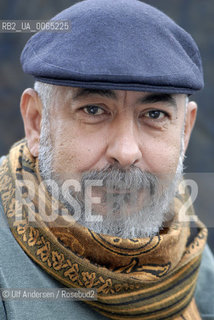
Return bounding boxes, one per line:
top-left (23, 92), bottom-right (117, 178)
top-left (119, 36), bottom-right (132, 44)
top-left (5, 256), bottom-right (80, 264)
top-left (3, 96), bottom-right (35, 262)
top-left (141, 131), bottom-right (182, 176)
top-left (50, 120), bottom-right (107, 175)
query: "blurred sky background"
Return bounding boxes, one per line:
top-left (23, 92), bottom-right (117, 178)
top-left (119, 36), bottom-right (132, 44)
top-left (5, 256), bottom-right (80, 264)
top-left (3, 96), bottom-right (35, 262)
top-left (0, 0), bottom-right (213, 252)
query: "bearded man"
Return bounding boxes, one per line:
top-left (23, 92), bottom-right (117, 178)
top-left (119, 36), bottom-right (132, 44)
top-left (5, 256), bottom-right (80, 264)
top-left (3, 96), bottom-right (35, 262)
top-left (0, 0), bottom-right (213, 319)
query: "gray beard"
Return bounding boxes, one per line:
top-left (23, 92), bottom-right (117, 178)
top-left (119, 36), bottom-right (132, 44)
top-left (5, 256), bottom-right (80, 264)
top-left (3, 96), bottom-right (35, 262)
top-left (70, 166), bottom-right (182, 238)
top-left (38, 115), bottom-right (184, 239)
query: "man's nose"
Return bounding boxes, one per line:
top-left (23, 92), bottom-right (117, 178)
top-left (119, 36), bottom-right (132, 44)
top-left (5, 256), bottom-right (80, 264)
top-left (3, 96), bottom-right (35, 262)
top-left (106, 118), bottom-right (142, 168)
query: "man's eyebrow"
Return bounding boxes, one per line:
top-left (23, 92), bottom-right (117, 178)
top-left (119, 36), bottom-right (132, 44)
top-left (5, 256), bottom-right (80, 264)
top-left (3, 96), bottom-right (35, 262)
top-left (71, 89), bottom-right (177, 108)
top-left (72, 88), bottom-right (117, 100)
top-left (137, 93), bottom-right (177, 108)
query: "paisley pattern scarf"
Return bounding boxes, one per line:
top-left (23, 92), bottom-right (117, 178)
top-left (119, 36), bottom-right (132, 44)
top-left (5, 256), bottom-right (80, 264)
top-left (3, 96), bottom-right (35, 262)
top-left (0, 140), bottom-right (207, 320)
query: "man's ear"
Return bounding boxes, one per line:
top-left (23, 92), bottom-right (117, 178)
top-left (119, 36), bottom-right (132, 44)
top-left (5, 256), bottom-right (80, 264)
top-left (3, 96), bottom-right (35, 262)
top-left (20, 88), bottom-right (42, 157)
top-left (184, 101), bottom-right (197, 152)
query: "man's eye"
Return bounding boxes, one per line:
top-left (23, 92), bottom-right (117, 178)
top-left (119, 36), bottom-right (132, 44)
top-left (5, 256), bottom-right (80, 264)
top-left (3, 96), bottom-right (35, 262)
top-left (83, 105), bottom-right (104, 115)
top-left (144, 110), bottom-right (167, 120)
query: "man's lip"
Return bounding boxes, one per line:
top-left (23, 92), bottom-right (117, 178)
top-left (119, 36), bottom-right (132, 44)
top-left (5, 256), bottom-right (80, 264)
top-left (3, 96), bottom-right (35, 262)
top-left (102, 187), bottom-right (132, 194)
top-left (91, 186), bottom-right (141, 194)
top-left (107, 189), bottom-right (131, 194)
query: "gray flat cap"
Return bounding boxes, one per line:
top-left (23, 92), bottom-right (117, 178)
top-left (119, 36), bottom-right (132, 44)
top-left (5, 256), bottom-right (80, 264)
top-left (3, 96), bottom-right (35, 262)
top-left (20, 0), bottom-right (204, 94)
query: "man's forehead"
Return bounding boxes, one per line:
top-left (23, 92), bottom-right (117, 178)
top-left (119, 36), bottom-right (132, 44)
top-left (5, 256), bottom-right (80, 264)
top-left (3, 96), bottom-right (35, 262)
top-left (68, 87), bottom-right (183, 107)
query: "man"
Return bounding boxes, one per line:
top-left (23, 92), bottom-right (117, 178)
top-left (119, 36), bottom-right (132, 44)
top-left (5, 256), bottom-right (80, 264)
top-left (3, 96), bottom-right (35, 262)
top-left (0, 0), bottom-right (213, 319)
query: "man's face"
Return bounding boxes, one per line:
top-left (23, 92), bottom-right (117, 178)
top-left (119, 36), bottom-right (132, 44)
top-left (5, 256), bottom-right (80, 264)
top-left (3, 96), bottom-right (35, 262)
top-left (46, 88), bottom-right (185, 178)
top-left (35, 88), bottom-right (191, 238)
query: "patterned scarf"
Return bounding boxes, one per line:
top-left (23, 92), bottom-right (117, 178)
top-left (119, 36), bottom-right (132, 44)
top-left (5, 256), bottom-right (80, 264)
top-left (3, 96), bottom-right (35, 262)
top-left (0, 140), bottom-right (207, 320)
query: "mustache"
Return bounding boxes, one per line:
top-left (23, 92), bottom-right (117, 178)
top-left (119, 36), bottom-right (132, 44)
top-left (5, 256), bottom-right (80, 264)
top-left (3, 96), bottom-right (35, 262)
top-left (80, 164), bottom-right (159, 194)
